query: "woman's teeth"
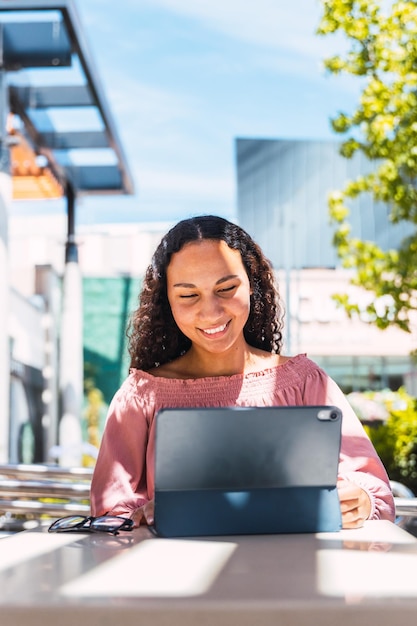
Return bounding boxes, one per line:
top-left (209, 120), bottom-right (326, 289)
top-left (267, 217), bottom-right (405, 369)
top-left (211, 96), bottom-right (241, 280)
top-left (203, 323), bottom-right (227, 335)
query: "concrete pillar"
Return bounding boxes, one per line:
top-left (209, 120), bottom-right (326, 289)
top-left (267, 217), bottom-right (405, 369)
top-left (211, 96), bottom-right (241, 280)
top-left (0, 66), bottom-right (11, 463)
top-left (58, 185), bottom-right (83, 466)
top-left (0, 171), bottom-right (11, 463)
top-left (35, 265), bottom-right (61, 459)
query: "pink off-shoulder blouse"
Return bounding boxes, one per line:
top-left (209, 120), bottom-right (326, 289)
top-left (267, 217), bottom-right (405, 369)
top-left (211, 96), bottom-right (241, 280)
top-left (90, 354), bottom-right (395, 521)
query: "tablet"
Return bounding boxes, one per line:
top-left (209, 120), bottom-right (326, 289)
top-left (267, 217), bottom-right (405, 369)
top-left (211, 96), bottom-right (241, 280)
top-left (154, 405), bottom-right (342, 537)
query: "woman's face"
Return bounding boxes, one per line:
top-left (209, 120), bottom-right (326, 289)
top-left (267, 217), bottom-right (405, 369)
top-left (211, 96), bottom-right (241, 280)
top-left (166, 239), bottom-right (252, 356)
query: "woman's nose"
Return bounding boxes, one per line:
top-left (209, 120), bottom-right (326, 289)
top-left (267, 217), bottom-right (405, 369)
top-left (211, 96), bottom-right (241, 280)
top-left (198, 296), bottom-right (223, 320)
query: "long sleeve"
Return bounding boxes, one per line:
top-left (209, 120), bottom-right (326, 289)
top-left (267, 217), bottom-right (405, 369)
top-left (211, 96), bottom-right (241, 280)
top-left (321, 376), bottom-right (395, 521)
top-left (89, 357), bottom-right (396, 523)
top-left (90, 383), bottom-right (152, 517)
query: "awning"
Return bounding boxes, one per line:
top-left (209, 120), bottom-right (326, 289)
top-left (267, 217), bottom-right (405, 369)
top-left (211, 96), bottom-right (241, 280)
top-left (0, 0), bottom-right (134, 199)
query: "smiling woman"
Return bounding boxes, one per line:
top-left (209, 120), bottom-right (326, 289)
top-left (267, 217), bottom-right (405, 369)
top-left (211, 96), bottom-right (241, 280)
top-left (163, 239), bottom-right (253, 377)
top-left (127, 215), bottom-right (282, 374)
top-left (90, 215), bottom-right (395, 531)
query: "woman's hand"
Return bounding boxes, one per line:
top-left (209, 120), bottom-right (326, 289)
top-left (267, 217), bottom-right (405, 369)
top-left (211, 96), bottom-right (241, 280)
top-left (337, 480), bottom-right (371, 528)
top-left (128, 484), bottom-right (372, 529)
top-left (130, 499), bottom-right (155, 528)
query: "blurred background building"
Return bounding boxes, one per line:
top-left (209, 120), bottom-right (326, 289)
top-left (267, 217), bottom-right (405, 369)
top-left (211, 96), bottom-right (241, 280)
top-left (8, 136), bottom-right (417, 468)
top-left (1, 0), bottom-right (133, 465)
top-left (3, 6), bottom-right (417, 468)
top-left (236, 138), bottom-right (417, 393)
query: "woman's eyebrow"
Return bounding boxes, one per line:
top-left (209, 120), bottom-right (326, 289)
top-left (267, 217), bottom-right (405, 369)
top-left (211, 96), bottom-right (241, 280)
top-left (216, 274), bottom-right (239, 285)
top-left (172, 274), bottom-right (239, 288)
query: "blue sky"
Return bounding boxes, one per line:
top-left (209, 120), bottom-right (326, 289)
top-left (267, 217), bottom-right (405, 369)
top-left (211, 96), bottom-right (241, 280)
top-left (14, 0), bottom-right (358, 226)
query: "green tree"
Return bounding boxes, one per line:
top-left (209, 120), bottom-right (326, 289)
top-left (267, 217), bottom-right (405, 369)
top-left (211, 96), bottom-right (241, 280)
top-left (354, 388), bottom-right (417, 492)
top-left (317, 0), bottom-right (417, 345)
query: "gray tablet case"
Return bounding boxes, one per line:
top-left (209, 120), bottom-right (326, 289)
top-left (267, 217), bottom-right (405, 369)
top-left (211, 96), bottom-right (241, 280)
top-left (154, 405), bottom-right (342, 537)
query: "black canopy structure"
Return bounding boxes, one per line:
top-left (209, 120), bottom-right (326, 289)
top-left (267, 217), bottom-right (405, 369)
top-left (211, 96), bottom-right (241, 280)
top-left (0, 0), bottom-right (134, 196)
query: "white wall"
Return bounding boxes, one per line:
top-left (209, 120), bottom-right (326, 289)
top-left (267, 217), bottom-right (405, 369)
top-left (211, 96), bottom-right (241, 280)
top-left (280, 268), bottom-right (417, 358)
top-left (9, 288), bottom-right (45, 368)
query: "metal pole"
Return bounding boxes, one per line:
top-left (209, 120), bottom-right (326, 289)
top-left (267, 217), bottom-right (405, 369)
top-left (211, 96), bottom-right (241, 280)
top-left (58, 182), bottom-right (83, 466)
top-left (283, 206), bottom-right (292, 355)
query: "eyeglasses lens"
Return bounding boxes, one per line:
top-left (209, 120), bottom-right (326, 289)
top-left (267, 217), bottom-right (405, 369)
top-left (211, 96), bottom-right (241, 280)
top-left (49, 515), bottom-right (89, 531)
top-left (91, 516), bottom-right (133, 532)
top-left (48, 515), bottom-right (133, 534)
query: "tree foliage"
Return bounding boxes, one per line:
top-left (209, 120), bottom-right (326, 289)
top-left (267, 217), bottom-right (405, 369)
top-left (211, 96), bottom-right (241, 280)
top-left (354, 387), bottom-right (417, 492)
top-left (317, 0), bottom-right (417, 340)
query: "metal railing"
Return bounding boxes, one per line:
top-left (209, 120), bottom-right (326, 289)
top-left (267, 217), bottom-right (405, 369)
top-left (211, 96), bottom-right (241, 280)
top-left (393, 497), bottom-right (417, 518)
top-left (0, 463), bottom-right (93, 519)
top-left (390, 481), bottom-right (417, 530)
top-left (0, 465), bottom-right (416, 525)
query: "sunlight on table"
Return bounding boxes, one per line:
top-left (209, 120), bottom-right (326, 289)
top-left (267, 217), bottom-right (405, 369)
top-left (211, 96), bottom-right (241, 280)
top-left (317, 520), bottom-right (417, 598)
top-left (60, 538), bottom-right (237, 598)
top-left (0, 531), bottom-right (84, 571)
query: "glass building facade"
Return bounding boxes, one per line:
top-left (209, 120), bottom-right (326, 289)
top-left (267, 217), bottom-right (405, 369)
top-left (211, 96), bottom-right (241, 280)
top-left (235, 138), bottom-right (416, 393)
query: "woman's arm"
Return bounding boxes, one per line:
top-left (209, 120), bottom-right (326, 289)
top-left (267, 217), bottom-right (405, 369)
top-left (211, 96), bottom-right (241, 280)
top-left (90, 384), bottom-right (152, 519)
top-left (326, 376), bottom-right (395, 522)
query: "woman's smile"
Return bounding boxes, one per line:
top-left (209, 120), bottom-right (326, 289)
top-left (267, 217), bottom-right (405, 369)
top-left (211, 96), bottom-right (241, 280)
top-left (199, 320), bottom-right (231, 337)
top-left (166, 239), bottom-right (252, 361)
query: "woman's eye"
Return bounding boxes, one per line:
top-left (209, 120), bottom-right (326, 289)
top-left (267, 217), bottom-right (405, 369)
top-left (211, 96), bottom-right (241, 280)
top-left (218, 285), bottom-right (236, 294)
top-left (179, 293), bottom-right (197, 299)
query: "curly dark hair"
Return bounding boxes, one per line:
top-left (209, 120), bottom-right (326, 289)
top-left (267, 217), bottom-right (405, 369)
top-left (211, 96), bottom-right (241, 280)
top-left (127, 215), bottom-right (284, 371)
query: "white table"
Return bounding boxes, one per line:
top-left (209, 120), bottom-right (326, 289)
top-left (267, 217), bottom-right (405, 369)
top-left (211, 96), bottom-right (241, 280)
top-left (1, 520), bottom-right (417, 625)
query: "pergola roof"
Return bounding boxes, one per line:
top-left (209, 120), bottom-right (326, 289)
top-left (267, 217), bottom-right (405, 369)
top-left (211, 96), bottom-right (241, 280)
top-left (0, 0), bottom-right (134, 198)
